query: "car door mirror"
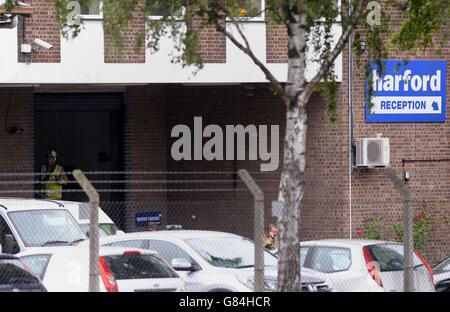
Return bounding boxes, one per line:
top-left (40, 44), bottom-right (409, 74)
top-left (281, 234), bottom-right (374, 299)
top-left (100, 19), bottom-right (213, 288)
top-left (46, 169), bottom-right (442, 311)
top-left (3, 234), bottom-right (19, 254)
top-left (171, 258), bottom-right (193, 271)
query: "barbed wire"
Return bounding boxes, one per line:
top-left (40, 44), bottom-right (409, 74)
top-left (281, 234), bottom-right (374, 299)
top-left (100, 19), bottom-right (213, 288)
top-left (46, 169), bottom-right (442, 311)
top-left (0, 170), bottom-right (277, 177)
top-left (0, 179), bottom-right (280, 185)
top-left (0, 188), bottom-right (250, 194)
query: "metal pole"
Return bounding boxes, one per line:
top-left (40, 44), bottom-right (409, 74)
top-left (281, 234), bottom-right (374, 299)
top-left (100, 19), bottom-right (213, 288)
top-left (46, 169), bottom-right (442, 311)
top-left (404, 194), bottom-right (414, 292)
top-left (238, 169), bottom-right (264, 292)
top-left (348, 1), bottom-right (354, 239)
top-left (73, 169), bottom-right (100, 293)
top-left (386, 169), bottom-right (414, 292)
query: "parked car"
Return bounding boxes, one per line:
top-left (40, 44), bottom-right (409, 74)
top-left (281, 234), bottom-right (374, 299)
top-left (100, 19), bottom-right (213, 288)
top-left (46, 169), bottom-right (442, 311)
top-left (0, 198), bottom-right (87, 254)
top-left (86, 230), bottom-right (333, 292)
top-left (300, 239), bottom-right (435, 292)
top-left (55, 200), bottom-right (125, 236)
top-left (433, 256), bottom-right (450, 292)
top-left (0, 254), bottom-right (46, 292)
top-left (18, 246), bottom-right (185, 292)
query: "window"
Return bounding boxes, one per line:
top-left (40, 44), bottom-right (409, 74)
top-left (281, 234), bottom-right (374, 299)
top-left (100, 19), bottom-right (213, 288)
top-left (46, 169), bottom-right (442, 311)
top-left (434, 258), bottom-right (450, 272)
top-left (300, 247), bottom-right (310, 267)
top-left (311, 0), bottom-right (341, 22)
top-left (236, 0), bottom-right (263, 18)
top-left (185, 236), bottom-right (278, 268)
top-left (0, 215), bottom-right (16, 253)
top-left (79, 224), bottom-right (108, 237)
top-left (147, 240), bottom-right (193, 264)
top-left (19, 255), bottom-right (52, 280)
top-left (99, 223), bottom-right (120, 236)
top-left (109, 240), bottom-right (147, 249)
top-left (309, 247), bottom-right (351, 273)
top-left (0, 259), bottom-right (41, 285)
top-left (7, 209), bottom-right (86, 247)
top-left (146, 0), bottom-right (183, 18)
top-left (367, 244), bottom-right (422, 272)
top-left (103, 253), bottom-right (178, 280)
top-left (80, 0), bottom-right (101, 16)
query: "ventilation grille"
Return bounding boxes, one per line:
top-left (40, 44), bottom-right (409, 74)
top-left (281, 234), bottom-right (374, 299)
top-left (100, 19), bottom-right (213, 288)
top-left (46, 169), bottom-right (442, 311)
top-left (367, 141), bottom-right (382, 163)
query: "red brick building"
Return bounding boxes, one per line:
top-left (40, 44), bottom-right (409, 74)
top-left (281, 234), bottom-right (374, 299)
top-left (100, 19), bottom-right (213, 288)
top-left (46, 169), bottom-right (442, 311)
top-left (0, 1), bottom-right (448, 264)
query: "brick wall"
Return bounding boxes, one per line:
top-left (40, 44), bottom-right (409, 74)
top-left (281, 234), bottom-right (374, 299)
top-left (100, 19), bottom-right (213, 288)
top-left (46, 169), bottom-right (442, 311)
top-left (265, 16), bottom-right (288, 63)
top-left (191, 14), bottom-right (226, 63)
top-left (104, 0), bottom-right (146, 63)
top-left (17, 0), bottom-right (61, 63)
top-left (0, 88), bottom-right (34, 196)
top-left (343, 0), bottom-right (450, 264)
top-left (124, 85), bottom-right (168, 231)
top-left (123, 84), bottom-right (345, 240)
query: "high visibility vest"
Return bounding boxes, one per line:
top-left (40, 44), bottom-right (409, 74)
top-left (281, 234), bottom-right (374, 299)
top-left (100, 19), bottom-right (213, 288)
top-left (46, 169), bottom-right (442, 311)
top-left (41, 164), bottom-right (64, 199)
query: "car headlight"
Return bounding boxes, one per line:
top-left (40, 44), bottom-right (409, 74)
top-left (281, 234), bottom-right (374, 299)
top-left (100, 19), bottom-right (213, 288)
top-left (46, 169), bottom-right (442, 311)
top-left (237, 276), bottom-right (277, 292)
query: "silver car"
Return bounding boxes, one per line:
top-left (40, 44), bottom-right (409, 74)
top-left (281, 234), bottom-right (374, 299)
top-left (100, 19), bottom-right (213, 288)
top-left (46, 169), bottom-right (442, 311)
top-left (88, 230), bottom-right (333, 292)
top-left (433, 256), bottom-right (450, 292)
top-left (300, 239), bottom-right (435, 292)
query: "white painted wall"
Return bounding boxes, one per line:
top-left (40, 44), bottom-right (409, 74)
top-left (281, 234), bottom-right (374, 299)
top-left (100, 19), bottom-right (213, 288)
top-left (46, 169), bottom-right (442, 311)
top-left (0, 20), bottom-right (342, 84)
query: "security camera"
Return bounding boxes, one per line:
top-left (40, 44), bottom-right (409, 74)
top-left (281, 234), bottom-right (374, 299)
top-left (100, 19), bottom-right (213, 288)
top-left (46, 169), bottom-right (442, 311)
top-left (34, 38), bottom-right (53, 50)
top-left (0, 14), bottom-right (18, 29)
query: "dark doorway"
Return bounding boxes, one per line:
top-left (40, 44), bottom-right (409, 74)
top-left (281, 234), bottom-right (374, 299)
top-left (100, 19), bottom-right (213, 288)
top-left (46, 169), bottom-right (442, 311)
top-left (34, 93), bottom-right (125, 227)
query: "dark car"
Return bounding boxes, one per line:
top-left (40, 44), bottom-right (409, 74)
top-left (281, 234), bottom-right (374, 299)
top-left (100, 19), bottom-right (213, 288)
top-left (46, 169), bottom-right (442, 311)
top-left (0, 254), bottom-right (46, 292)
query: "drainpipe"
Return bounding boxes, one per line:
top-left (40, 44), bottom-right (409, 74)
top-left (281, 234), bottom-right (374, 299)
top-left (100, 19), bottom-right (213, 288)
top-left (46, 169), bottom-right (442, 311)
top-left (348, 2), bottom-right (354, 239)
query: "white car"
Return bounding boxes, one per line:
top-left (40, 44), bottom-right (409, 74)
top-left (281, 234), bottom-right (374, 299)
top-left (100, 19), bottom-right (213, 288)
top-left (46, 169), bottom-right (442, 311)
top-left (0, 198), bottom-right (87, 254)
top-left (85, 230), bottom-right (334, 292)
top-left (57, 200), bottom-right (125, 236)
top-left (18, 246), bottom-right (185, 292)
top-left (300, 239), bottom-right (435, 292)
top-left (433, 256), bottom-right (450, 292)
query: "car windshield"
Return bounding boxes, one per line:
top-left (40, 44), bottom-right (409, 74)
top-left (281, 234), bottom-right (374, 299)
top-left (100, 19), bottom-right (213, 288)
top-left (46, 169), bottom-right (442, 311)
top-left (0, 259), bottom-right (40, 285)
top-left (185, 236), bottom-right (278, 268)
top-left (8, 209), bottom-right (87, 247)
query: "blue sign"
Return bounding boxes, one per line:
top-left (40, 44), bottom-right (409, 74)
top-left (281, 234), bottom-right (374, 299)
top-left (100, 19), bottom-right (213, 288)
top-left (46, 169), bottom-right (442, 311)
top-left (135, 212), bottom-right (162, 227)
top-left (366, 60), bottom-right (446, 123)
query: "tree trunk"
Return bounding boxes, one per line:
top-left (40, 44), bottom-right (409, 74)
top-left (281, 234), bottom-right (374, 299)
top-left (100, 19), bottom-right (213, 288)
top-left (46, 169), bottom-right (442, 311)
top-left (277, 7), bottom-right (308, 292)
top-left (278, 7), bottom-right (308, 292)
top-left (278, 107), bottom-right (307, 291)
top-left (277, 105), bottom-right (307, 292)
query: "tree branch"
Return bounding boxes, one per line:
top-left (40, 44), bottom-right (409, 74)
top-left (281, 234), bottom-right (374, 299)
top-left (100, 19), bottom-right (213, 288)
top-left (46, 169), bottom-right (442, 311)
top-left (300, 0), bottom-right (369, 103)
top-left (209, 6), bottom-right (289, 107)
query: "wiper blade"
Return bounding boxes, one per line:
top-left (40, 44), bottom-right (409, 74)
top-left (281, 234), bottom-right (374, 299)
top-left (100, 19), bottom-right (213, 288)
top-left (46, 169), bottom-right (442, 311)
top-left (42, 240), bottom-right (70, 246)
top-left (236, 265), bottom-right (255, 269)
top-left (70, 238), bottom-right (86, 245)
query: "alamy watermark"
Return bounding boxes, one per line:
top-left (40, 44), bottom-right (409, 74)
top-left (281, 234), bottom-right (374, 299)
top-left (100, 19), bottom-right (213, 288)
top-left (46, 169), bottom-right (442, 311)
top-left (171, 117), bottom-right (280, 172)
top-left (67, 1), bottom-right (82, 26)
top-left (65, 1), bottom-right (383, 27)
top-left (366, 1), bottom-right (381, 27)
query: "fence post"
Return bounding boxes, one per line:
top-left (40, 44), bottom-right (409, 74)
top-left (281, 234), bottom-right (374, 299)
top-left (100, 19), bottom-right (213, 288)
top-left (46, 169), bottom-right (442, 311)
top-left (238, 169), bottom-right (264, 292)
top-left (403, 192), bottom-right (414, 292)
top-left (386, 169), bottom-right (414, 292)
top-left (73, 169), bottom-right (100, 292)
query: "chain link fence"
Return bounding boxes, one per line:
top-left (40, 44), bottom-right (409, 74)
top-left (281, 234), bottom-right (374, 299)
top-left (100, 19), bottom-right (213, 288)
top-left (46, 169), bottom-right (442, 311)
top-left (0, 168), bottom-right (448, 292)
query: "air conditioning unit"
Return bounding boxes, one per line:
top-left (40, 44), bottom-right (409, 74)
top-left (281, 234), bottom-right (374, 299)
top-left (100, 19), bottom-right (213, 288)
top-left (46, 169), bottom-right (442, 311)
top-left (356, 137), bottom-right (390, 167)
